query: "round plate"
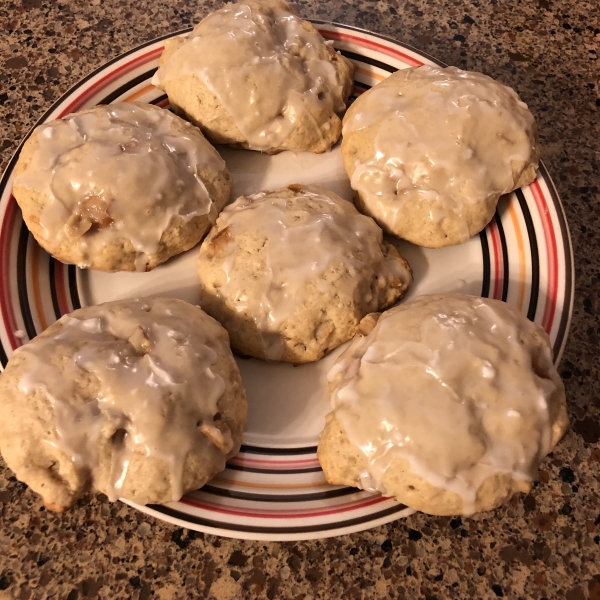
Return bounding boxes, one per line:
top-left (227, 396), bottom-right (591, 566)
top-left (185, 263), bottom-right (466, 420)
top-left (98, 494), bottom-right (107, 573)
top-left (0, 22), bottom-right (574, 540)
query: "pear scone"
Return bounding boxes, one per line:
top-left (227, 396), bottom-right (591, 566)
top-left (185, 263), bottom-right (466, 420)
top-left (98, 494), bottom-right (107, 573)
top-left (197, 184), bottom-right (412, 363)
top-left (341, 66), bottom-right (539, 248)
top-left (0, 298), bottom-right (247, 511)
top-left (152, 0), bottom-right (354, 154)
top-left (13, 102), bottom-right (232, 272)
top-left (318, 294), bottom-right (568, 516)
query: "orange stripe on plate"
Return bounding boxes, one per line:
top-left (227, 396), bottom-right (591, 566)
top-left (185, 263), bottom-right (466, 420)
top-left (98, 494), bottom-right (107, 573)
top-left (355, 66), bottom-right (386, 81)
top-left (31, 242), bottom-right (48, 332)
top-left (507, 196), bottom-right (526, 311)
top-left (212, 476), bottom-right (329, 490)
top-left (122, 84), bottom-right (156, 102)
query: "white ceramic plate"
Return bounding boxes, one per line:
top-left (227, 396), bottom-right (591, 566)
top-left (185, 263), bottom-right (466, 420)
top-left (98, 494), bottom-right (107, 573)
top-left (0, 22), bottom-right (574, 540)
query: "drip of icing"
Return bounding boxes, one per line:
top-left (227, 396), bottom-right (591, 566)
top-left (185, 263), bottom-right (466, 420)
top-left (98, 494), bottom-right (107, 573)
top-left (14, 103), bottom-right (225, 270)
top-left (17, 299), bottom-right (228, 503)
top-left (328, 294), bottom-right (562, 514)
top-left (152, 0), bottom-right (348, 151)
top-left (210, 186), bottom-right (411, 360)
top-left (343, 66), bottom-right (536, 240)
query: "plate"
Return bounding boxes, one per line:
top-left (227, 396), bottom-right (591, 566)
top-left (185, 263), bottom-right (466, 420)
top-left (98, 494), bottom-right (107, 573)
top-left (0, 22), bottom-right (574, 540)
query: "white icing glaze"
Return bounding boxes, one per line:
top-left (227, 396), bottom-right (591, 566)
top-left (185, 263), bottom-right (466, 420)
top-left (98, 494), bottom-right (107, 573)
top-left (343, 66), bottom-right (537, 242)
top-left (152, 0), bottom-right (349, 151)
top-left (17, 298), bottom-right (231, 503)
top-left (15, 102), bottom-right (226, 270)
top-left (328, 294), bottom-right (563, 514)
top-left (210, 186), bottom-right (411, 360)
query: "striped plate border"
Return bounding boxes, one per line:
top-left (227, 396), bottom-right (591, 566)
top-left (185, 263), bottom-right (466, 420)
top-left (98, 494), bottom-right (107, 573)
top-left (0, 22), bottom-right (574, 540)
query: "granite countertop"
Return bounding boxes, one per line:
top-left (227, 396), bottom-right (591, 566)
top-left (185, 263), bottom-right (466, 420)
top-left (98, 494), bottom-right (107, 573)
top-left (0, 0), bottom-right (599, 598)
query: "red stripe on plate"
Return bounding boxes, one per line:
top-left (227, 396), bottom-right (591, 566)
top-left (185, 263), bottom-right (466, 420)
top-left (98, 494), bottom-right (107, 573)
top-left (0, 198), bottom-right (19, 349)
top-left (58, 47), bottom-right (164, 117)
top-left (488, 220), bottom-right (503, 300)
top-left (180, 493), bottom-right (388, 519)
top-left (530, 180), bottom-right (558, 334)
top-left (319, 30), bottom-right (424, 67)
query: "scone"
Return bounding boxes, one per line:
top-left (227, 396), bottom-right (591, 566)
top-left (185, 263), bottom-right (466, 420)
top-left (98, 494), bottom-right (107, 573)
top-left (0, 298), bottom-right (247, 511)
top-left (152, 0), bottom-right (355, 154)
top-left (13, 102), bottom-right (233, 272)
top-left (341, 66), bottom-right (539, 248)
top-left (197, 184), bottom-right (412, 363)
top-left (318, 294), bottom-right (568, 516)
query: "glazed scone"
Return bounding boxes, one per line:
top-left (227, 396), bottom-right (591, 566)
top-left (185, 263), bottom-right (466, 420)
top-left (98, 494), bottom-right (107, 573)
top-left (13, 102), bottom-right (233, 272)
top-left (197, 184), bottom-right (412, 363)
top-left (318, 294), bottom-right (568, 516)
top-left (341, 66), bottom-right (539, 248)
top-left (0, 298), bottom-right (247, 511)
top-left (152, 0), bottom-right (354, 154)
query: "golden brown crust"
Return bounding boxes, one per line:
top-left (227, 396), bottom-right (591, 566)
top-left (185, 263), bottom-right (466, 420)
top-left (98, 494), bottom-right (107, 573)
top-left (157, 7), bottom-right (355, 154)
top-left (318, 415), bottom-right (535, 515)
top-left (197, 184), bottom-right (412, 363)
top-left (318, 296), bottom-right (568, 516)
top-left (0, 299), bottom-right (247, 511)
top-left (13, 104), bottom-right (233, 272)
top-left (341, 68), bottom-right (539, 248)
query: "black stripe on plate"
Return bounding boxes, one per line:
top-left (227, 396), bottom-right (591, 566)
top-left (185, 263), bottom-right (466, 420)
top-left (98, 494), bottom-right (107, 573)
top-left (146, 501), bottom-right (408, 535)
top-left (48, 259), bottom-right (62, 320)
top-left (339, 49), bottom-right (397, 73)
top-left (97, 68), bottom-right (159, 106)
top-left (240, 444), bottom-right (317, 456)
top-left (353, 82), bottom-right (372, 92)
top-left (479, 230), bottom-right (491, 299)
top-left (494, 212), bottom-right (510, 302)
top-left (150, 94), bottom-right (168, 105)
top-left (539, 161), bottom-right (574, 360)
top-left (17, 225), bottom-right (37, 340)
top-left (226, 464), bottom-right (323, 475)
top-left (349, 83), bottom-right (372, 107)
top-left (515, 188), bottom-right (540, 322)
top-left (67, 265), bottom-right (81, 311)
top-left (0, 337), bottom-right (7, 367)
top-left (201, 485), bottom-right (356, 503)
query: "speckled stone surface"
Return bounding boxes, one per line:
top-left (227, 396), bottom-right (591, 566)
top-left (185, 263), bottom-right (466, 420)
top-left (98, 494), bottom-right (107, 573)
top-left (0, 1), bottom-right (599, 598)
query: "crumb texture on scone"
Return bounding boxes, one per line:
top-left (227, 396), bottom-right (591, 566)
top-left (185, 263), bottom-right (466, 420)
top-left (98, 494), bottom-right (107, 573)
top-left (197, 183), bottom-right (412, 363)
top-left (13, 102), bottom-right (232, 272)
top-left (0, 297), bottom-right (247, 511)
top-left (341, 66), bottom-right (539, 248)
top-left (152, 0), bottom-right (354, 153)
top-left (318, 294), bottom-right (568, 516)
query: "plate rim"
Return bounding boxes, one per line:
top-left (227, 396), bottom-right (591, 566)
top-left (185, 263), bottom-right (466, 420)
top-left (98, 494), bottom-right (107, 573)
top-left (0, 20), bottom-right (575, 540)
